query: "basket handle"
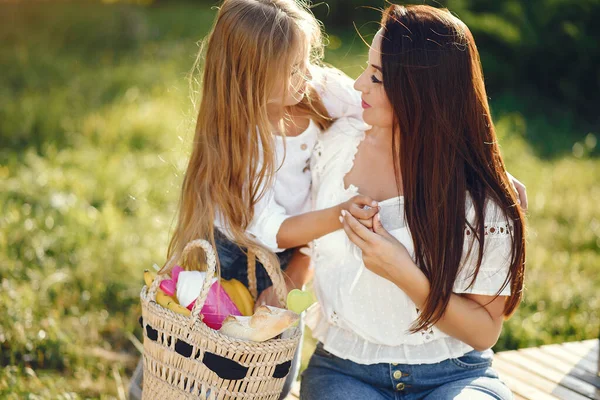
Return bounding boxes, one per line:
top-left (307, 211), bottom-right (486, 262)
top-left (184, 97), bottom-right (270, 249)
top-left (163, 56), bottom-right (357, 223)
top-left (148, 239), bottom-right (288, 330)
top-left (147, 239), bottom-right (217, 328)
top-left (183, 240), bottom-right (219, 326)
top-left (247, 248), bottom-right (288, 307)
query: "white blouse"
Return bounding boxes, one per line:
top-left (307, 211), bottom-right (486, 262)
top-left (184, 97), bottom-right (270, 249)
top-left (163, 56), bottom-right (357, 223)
top-left (215, 66), bottom-right (363, 251)
top-left (305, 117), bottom-right (516, 365)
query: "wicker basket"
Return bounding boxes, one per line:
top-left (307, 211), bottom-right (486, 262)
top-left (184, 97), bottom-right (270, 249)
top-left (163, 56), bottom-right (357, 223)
top-left (140, 239), bottom-right (302, 399)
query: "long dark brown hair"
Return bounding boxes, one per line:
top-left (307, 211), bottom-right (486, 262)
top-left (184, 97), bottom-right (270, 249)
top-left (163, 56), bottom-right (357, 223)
top-left (379, 5), bottom-right (526, 332)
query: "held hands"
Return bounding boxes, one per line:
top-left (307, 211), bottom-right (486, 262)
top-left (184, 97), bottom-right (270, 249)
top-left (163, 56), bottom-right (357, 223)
top-left (339, 195), bottom-right (380, 229)
top-left (340, 210), bottom-right (416, 286)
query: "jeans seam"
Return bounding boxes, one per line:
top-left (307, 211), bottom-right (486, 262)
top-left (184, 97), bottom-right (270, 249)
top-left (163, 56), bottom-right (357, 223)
top-left (450, 357), bottom-right (492, 370)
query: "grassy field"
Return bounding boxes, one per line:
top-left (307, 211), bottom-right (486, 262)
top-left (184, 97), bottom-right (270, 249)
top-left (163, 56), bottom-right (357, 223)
top-left (1, 2), bottom-right (598, 398)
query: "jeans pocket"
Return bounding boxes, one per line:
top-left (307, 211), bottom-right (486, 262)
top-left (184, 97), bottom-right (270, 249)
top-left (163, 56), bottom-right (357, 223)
top-left (450, 350), bottom-right (493, 370)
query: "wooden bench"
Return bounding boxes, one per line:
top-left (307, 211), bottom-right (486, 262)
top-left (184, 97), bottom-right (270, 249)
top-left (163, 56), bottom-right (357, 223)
top-left (285, 339), bottom-right (600, 400)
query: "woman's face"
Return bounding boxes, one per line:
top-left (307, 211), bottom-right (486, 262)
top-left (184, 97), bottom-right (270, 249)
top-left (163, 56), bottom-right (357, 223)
top-left (354, 29), bottom-right (394, 128)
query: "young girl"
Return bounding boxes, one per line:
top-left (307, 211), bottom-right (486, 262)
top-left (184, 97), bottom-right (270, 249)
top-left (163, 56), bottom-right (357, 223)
top-left (302, 5), bottom-right (526, 399)
top-left (130, 1), bottom-right (377, 399)
top-left (160, 0), bottom-right (377, 303)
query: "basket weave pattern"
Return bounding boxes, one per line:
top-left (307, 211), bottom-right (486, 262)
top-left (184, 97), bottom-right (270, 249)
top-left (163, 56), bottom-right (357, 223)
top-left (140, 239), bottom-right (301, 399)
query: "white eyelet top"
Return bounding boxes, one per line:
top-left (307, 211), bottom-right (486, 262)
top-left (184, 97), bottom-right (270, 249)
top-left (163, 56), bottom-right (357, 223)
top-left (305, 117), bottom-right (516, 365)
top-left (214, 67), bottom-right (363, 251)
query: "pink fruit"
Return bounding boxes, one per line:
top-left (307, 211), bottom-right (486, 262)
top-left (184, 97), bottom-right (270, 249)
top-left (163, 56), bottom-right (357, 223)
top-left (159, 279), bottom-right (177, 297)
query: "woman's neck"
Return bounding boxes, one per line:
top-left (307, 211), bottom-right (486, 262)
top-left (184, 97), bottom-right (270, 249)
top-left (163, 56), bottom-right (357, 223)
top-left (365, 125), bottom-right (394, 148)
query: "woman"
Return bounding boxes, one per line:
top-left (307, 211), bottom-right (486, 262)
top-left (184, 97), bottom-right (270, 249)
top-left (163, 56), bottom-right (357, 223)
top-left (301, 4), bottom-right (526, 399)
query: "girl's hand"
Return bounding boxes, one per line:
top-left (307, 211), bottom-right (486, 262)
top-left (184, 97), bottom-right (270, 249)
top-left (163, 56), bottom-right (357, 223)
top-left (339, 195), bottom-right (379, 230)
top-left (254, 285), bottom-right (285, 310)
top-left (506, 171), bottom-right (528, 211)
top-left (340, 211), bottom-right (416, 285)
top-left (253, 273), bottom-right (297, 311)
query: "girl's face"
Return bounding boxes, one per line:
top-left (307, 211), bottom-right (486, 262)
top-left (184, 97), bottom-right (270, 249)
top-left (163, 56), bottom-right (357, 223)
top-left (269, 43), bottom-right (312, 107)
top-left (354, 29), bottom-right (394, 128)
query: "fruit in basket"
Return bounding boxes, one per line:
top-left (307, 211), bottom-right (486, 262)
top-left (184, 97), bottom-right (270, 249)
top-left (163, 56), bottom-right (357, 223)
top-left (220, 278), bottom-right (255, 316)
top-left (143, 269), bottom-right (156, 287)
top-left (219, 305), bottom-right (299, 342)
top-left (176, 271), bottom-right (242, 330)
top-left (156, 289), bottom-right (190, 317)
top-left (159, 279), bottom-right (177, 297)
top-left (166, 300), bottom-right (192, 317)
top-left (171, 265), bottom-right (184, 283)
top-left (156, 290), bottom-right (174, 307)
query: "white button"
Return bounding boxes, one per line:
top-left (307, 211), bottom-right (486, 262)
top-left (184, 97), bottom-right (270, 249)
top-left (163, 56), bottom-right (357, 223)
top-left (301, 143), bottom-right (308, 151)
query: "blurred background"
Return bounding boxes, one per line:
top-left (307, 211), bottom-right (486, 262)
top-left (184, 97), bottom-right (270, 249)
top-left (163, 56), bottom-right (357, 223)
top-left (1, 0), bottom-right (599, 397)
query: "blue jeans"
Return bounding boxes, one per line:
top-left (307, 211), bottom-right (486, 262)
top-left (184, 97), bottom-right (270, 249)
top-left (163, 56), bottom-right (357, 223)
top-left (300, 342), bottom-right (513, 400)
top-left (214, 229), bottom-right (295, 297)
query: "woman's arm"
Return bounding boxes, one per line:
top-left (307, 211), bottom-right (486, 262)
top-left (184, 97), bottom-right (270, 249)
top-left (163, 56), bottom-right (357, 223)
top-left (341, 211), bottom-right (506, 351)
top-left (396, 262), bottom-right (505, 351)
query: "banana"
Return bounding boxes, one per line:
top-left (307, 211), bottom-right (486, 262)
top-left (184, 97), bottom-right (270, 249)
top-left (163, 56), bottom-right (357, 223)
top-left (221, 278), bottom-right (255, 316)
top-left (155, 290), bottom-right (189, 316)
top-left (233, 279), bottom-right (255, 316)
top-left (143, 269), bottom-right (157, 287)
top-left (219, 279), bottom-right (237, 311)
top-left (166, 301), bottom-right (192, 317)
top-left (155, 290), bottom-right (174, 308)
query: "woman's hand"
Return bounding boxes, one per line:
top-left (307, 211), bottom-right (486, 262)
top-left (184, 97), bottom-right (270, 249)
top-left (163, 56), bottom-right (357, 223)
top-left (339, 195), bottom-right (379, 230)
top-left (506, 171), bottom-right (528, 211)
top-left (340, 211), bottom-right (416, 285)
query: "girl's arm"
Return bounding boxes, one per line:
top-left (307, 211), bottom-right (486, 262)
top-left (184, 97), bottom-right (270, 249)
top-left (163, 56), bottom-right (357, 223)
top-left (341, 212), bottom-right (506, 351)
top-left (276, 195), bottom-right (379, 249)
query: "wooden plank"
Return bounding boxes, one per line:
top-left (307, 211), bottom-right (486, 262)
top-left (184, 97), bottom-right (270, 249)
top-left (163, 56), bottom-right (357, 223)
top-left (494, 357), bottom-right (591, 400)
top-left (290, 379), bottom-right (301, 398)
top-left (541, 344), bottom-right (599, 376)
top-left (562, 340), bottom-right (599, 365)
top-left (494, 359), bottom-right (561, 400)
top-left (520, 348), bottom-right (600, 389)
top-left (497, 351), bottom-right (600, 400)
top-left (492, 358), bottom-right (589, 400)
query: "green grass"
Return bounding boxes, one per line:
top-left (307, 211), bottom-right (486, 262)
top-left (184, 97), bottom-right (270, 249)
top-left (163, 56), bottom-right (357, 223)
top-left (1, 2), bottom-right (598, 398)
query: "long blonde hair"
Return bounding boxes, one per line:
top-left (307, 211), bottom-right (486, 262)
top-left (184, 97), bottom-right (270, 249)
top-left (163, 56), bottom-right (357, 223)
top-left (162, 0), bottom-right (331, 273)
